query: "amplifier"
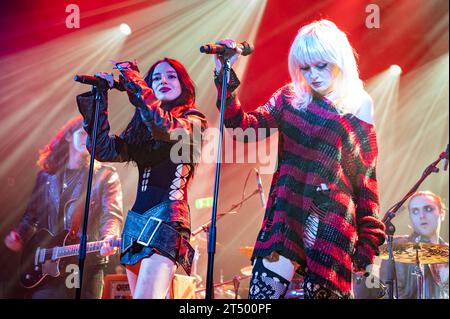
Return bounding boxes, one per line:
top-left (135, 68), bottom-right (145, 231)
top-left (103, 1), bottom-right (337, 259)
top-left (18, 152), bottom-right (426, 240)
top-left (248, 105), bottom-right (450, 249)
top-left (102, 274), bottom-right (132, 299)
top-left (102, 274), bottom-right (196, 299)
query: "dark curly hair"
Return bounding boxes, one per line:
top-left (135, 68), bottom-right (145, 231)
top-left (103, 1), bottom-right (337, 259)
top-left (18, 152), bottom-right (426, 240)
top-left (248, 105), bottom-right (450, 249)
top-left (37, 116), bottom-right (87, 174)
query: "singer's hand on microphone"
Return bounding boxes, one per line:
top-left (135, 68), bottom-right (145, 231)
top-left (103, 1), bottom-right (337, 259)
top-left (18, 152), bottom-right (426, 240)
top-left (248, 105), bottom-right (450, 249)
top-left (111, 60), bottom-right (147, 93)
top-left (111, 59), bottom-right (140, 72)
top-left (213, 39), bottom-right (242, 74)
top-left (111, 60), bottom-right (155, 109)
top-left (94, 72), bottom-right (115, 89)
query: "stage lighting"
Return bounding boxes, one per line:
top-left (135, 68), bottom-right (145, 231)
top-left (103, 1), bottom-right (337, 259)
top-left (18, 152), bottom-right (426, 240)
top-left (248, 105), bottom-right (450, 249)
top-left (389, 64), bottom-right (402, 76)
top-left (119, 23), bottom-right (132, 35)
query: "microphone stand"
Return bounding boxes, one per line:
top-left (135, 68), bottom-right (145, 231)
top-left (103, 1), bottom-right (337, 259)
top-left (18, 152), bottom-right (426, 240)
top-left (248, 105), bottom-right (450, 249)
top-left (381, 146), bottom-right (448, 299)
top-left (192, 211), bottom-right (236, 237)
top-left (192, 189), bottom-right (260, 237)
top-left (75, 85), bottom-right (104, 299)
top-left (205, 56), bottom-right (232, 299)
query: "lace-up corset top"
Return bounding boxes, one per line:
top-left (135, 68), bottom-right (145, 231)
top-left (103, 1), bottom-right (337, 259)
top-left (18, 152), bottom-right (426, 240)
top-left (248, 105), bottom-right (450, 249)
top-left (131, 158), bottom-right (192, 214)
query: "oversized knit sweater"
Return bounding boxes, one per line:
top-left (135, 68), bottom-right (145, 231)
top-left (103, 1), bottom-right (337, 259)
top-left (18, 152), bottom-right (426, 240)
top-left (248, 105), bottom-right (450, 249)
top-left (216, 72), bottom-right (386, 297)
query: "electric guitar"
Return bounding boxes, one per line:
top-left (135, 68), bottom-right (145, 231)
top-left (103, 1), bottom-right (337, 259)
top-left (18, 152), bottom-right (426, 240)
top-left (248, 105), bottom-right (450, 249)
top-left (20, 228), bottom-right (121, 289)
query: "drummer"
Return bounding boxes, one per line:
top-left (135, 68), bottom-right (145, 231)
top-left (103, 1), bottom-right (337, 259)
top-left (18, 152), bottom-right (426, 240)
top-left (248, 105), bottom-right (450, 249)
top-left (379, 191), bottom-right (449, 299)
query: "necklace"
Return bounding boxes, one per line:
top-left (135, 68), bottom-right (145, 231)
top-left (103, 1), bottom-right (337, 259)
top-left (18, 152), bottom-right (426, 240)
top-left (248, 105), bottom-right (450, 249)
top-left (62, 168), bottom-right (83, 192)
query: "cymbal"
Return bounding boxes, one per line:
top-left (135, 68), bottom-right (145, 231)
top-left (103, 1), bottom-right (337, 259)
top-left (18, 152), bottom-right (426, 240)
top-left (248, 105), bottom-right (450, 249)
top-left (195, 287), bottom-right (240, 299)
top-left (215, 284), bottom-right (235, 291)
top-left (239, 246), bottom-right (253, 258)
top-left (379, 241), bottom-right (449, 264)
top-left (240, 265), bottom-right (252, 276)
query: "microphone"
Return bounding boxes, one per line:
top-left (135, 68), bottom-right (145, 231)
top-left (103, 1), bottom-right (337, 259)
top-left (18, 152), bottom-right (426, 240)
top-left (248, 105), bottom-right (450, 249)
top-left (74, 74), bottom-right (126, 91)
top-left (200, 41), bottom-right (254, 56)
top-left (444, 144), bottom-right (449, 171)
top-left (254, 168), bottom-right (266, 209)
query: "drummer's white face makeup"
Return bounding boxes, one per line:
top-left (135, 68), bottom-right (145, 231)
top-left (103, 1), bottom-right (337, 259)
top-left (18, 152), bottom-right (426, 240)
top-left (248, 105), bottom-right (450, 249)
top-left (408, 195), bottom-right (443, 239)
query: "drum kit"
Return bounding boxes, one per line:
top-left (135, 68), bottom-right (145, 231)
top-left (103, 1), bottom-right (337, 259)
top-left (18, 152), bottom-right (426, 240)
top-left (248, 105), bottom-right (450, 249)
top-left (191, 241), bottom-right (253, 299)
top-left (379, 241), bottom-right (448, 265)
top-left (378, 239), bottom-right (449, 299)
top-left (236, 240), bottom-right (448, 299)
top-left (191, 244), bottom-right (306, 299)
top-left (191, 237), bottom-right (448, 299)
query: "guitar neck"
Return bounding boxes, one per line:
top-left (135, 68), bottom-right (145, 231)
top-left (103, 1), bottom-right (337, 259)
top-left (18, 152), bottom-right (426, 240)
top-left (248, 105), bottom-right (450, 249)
top-left (54, 239), bottom-right (121, 259)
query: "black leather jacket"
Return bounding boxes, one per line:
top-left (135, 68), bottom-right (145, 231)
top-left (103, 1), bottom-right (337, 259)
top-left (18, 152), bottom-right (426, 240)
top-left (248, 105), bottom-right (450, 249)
top-left (76, 86), bottom-right (207, 273)
top-left (76, 89), bottom-right (207, 229)
top-left (16, 164), bottom-right (124, 261)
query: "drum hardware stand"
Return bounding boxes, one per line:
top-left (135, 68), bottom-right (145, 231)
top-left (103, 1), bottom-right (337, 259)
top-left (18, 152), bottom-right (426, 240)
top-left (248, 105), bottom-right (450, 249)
top-left (232, 275), bottom-right (244, 299)
top-left (411, 244), bottom-right (424, 299)
top-left (382, 144), bottom-right (448, 299)
top-left (195, 274), bottom-right (251, 299)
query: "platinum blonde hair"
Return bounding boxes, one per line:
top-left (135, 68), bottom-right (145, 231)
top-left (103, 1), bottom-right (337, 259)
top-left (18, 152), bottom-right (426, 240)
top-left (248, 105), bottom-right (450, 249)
top-left (288, 20), bottom-right (365, 114)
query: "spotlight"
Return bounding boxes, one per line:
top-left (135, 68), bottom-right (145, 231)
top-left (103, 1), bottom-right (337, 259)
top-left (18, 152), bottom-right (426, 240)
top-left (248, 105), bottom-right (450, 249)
top-left (119, 23), bottom-right (132, 36)
top-left (389, 64), bottom-right (402, 76)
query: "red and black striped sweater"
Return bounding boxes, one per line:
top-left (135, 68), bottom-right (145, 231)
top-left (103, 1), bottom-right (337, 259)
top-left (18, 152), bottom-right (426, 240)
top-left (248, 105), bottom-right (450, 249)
top-left (216, 73), bottom-right (386, 297)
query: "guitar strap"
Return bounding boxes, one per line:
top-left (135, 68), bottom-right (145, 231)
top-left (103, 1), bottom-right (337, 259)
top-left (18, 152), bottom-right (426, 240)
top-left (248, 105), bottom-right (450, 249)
top-left (68, 195), bottom-right (85, 239)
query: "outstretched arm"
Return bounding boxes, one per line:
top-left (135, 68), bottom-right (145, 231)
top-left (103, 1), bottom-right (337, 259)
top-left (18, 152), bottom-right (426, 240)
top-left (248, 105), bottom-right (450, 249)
top-left (76, 89), bottom-right (130, 163)
top-left (116, 61), bottom-right (207, 146)
top-left (6, 172), bottom-right (47, 251)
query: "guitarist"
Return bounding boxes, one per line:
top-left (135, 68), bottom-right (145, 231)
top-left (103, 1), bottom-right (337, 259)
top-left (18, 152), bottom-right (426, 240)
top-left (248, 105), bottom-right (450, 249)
top-left (4, 116), bottom-right (124, 299)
